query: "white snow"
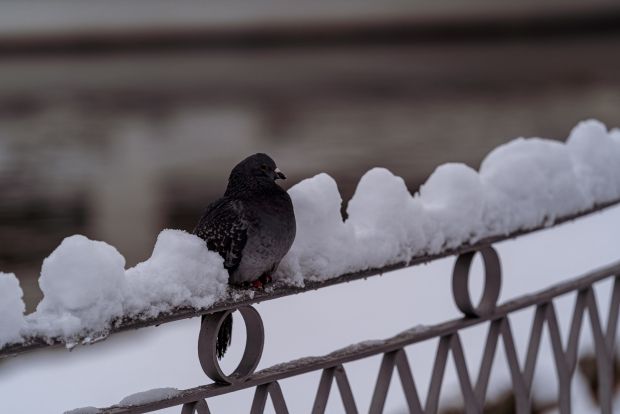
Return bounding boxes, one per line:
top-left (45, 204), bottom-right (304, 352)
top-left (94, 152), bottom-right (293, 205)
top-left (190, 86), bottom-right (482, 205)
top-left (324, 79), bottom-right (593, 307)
top-left (418, 162), bottom-right (484, 250)
top-left (479, 137), bottom-right (589, 234)
top-left (118, 387), bottom-right (180, 407)
top-left (1, 118), bottom-right (619, 352)
top-left (567, 119), bottom-right (620, 204)
top-left (277, 172), bottom-right (358, 283)
top-left (123, 229), bottom-right (229, 319)
top-left (279, 119), bottom-right (620, 281)
top-left (29, 235), bottom-right (127, 340)
top-left (347, 167), bottom-right (427, 266)
top-left (0, 272), bottom-right (26, 345)
top-left (63, 407), bottom-right (100, 414)
top-left (13, 230), bottom-right (229, 348)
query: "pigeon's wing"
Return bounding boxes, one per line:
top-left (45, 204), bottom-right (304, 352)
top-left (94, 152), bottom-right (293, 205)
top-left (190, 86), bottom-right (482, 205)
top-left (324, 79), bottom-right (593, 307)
top-left (193, 197), bottom-right (249, 269)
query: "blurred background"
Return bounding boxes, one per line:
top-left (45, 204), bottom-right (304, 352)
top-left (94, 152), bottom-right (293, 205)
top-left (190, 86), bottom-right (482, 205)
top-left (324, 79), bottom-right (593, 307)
top-left (2, 1), bottom-right (620, 413)
top-left (1, 0), bottom-right (620, 317)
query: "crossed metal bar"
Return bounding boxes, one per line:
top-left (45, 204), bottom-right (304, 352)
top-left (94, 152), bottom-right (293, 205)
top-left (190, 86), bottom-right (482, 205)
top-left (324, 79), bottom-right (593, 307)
top-left (96, 248), bottom-right (620, 414)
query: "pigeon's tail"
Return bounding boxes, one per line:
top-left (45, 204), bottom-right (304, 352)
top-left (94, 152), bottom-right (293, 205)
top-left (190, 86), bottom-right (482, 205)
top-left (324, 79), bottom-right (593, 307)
top-left (216, 313), bottom-right (233, 360)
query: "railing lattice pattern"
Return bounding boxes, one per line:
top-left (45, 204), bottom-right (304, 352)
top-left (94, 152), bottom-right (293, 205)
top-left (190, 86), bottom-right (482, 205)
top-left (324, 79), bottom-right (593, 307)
top-left (173, 249), bottom-right (620, 414)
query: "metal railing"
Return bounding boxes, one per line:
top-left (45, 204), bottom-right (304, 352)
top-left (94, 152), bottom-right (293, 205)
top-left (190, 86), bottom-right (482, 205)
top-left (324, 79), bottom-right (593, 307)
top-left (93, 251), bottom-right (620, 414)
top-left (2, 199), bottom-right (620, 414)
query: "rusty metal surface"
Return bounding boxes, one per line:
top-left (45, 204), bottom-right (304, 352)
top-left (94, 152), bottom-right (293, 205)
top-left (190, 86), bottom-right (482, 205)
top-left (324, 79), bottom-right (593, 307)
top-left (2, 198), bottom-right (619, 359)
top-left (92, 257), bottom-right (620, 414)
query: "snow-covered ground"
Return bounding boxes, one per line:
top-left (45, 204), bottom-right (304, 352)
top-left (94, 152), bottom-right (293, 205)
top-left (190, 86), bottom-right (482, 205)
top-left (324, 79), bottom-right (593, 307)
top-left (0, 119), bottom-right (619, 413)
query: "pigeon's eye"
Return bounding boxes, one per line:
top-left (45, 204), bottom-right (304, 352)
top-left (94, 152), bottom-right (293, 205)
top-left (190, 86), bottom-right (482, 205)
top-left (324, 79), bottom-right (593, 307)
top-left (260, 164), bottom-right (268, 171)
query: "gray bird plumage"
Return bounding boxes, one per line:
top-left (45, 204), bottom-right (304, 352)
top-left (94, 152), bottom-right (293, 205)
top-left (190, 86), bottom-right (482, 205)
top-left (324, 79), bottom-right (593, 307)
top-left (193, 153), bottom-right (296, 358)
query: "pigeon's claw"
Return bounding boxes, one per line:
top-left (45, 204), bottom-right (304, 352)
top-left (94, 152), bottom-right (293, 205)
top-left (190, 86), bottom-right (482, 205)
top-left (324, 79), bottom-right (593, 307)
top-left (251, 280), bottom-right (263, 289)
top-left (260, 274), bottom-right (272, 285)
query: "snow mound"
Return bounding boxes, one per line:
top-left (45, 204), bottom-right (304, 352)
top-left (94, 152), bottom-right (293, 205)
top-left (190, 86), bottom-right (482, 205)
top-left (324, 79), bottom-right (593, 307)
top-left (124, 229), bottom-right (229, 319)
top-left (480, 137), bottom-right (588, 233)
top-left (0, 273), bottom-right (26, 345)
top-left (118, 387), bottom-right (180, 407)
top-left (277, 173), bottom-right (358, 284)
top-left (64, 407), bottom-right (100, 414)
top-left (567, 119), bottom-right (620, 204)
top-left (419, 163), bottom-right (484, 250)
top-left (347, 168), bottom-right (427, 267)
top-left (29, 235), bottom-right (126, 339)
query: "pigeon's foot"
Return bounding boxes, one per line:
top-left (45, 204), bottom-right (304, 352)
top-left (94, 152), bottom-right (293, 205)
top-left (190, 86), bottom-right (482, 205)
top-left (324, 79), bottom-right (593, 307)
top-left (251, 280), bottom-right (263, 289)
top-left (259, 274), bottom-right (272, 285)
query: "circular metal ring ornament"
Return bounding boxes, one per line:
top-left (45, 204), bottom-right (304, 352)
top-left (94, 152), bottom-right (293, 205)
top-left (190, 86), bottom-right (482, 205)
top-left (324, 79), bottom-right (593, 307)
top-left (452, 246), bottom-right (502, 317)
top-left (198, 305), bottom-right (264, 384)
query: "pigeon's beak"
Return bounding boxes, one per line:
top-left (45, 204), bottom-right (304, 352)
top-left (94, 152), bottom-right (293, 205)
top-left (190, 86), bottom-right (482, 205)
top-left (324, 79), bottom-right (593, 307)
top-left (275, 168), bottom-right (286, 180)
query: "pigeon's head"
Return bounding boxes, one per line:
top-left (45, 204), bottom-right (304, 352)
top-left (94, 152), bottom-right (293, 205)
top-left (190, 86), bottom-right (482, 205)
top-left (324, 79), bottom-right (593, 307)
top-left (233, 153), bottom-right (287, 181)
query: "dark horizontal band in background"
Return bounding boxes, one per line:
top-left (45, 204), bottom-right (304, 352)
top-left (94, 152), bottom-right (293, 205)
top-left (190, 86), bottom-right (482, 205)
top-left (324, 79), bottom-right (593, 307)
top-left (1, 8), bottom-right (620, 57)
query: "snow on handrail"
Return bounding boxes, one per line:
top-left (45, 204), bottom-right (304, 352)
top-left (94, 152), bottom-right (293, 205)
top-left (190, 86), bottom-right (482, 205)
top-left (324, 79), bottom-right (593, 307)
top-left (3, 118), bottom-right (620, 359)
top-left (2, 197), bottom-right (619, 359)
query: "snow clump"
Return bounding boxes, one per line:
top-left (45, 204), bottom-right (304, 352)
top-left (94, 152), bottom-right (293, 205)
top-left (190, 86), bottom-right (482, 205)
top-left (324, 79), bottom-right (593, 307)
top-left (566, 119), bottom-right (620, 204)
top-left (124, 229), bottom-right (229, 319)
top-left (29, 235), bottom-right (126, 340)
top-left (0, 272), bottom-right (26, 345)
top-left (347, 168), bottom-right (427, 266)
top-left (277, 173), bottom-right (358, 283)
top-left (418, 163), bottom-right (484, 250)
top-left (118, 387), bottom-right (180, 407)
top-left (63, 407), bottom-right (100, 414)
top-left (480, 137), bottom-right (589, 233)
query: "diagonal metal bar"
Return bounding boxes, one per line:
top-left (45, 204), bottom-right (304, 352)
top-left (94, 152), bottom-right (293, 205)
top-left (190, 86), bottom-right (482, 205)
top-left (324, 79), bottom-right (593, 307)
top-left (250, 382), bottom-right (289, 414)
top-left (311, 365), bottom-right (358, 414)
top-left (369, 350), bottom-right (423, 414)
top-left (394, 350), bottom-right (424, 414)
top-left (334, 366), bottom-right (359, 414)
top-left (180, 400), bottom-right (211, 414)
top-left (565, 289), bottom-right (588, 374)
top-left (585, 289), bottom-right (611, 360)
top-left (312, 368), bottom-right (336, 414)
top-left (368, 351), bottom-right (398, 414)
top-left (585, 288), bottom-right (613, 414)
top-left (605, 276), bottom-right (620, 352)
top-left (544, 302), bottom-right (572, 414)
top-left (498, 317), bottom-right (530, 414)
top-left (523, 304), bottom-right (547, 390)
top-left (449, 334), bottom-right (480, 414)
top-left (474, 319), bottom-right (502, 408)
top-left (425, 334), bottom-right (480, 414)
top-left (425, 335), bottom-right (452, 414)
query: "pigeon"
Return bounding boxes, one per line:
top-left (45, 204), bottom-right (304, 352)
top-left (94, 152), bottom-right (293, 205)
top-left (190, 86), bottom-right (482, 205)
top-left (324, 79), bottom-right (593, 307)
top-left (193, 153), bottom-right (296, 358)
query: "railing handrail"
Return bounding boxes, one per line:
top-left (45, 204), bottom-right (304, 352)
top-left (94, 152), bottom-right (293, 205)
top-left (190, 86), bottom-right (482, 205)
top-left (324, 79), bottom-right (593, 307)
top-left (93, 258), bottom-right (620, 414)
top-left (2, 198), bottom-right (619, 359)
